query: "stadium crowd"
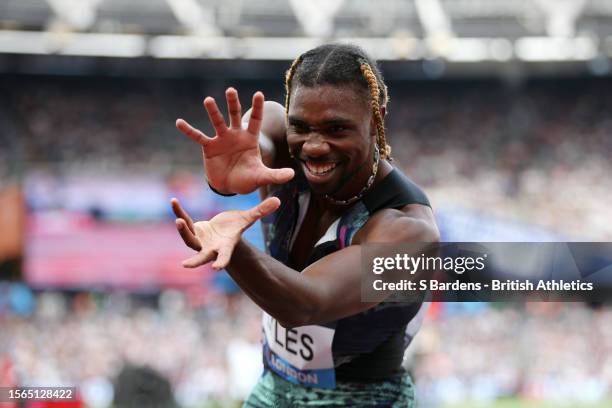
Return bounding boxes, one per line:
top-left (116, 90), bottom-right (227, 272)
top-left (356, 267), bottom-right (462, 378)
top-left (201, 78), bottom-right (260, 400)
top-left (391, 81), bottom-right (612, 240)
top-left (2, 75), bottom-right (611, 239)
top-left (414, 302), bottom-right (612, 407)
top-left (1, 285), bottom-right (611, 407)
top-left (0, 285), bottom-right (263, 407)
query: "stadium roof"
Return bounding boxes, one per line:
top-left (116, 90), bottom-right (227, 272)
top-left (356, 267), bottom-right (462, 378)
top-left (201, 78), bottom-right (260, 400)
top-left (0, 0), bottom-right (611, 65)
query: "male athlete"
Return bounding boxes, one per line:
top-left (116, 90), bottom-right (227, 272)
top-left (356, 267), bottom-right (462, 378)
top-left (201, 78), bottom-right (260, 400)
top-left (172, 44), bottom-right (438, 407)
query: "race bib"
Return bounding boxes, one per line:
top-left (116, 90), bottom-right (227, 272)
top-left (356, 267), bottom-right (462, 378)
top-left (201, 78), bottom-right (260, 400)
top-left (262, 312), bottom-right (336, 388)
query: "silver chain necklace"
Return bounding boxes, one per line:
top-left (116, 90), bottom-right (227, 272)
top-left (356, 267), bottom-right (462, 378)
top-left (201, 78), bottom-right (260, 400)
top-left (324, 145), bottom-right (380, 206)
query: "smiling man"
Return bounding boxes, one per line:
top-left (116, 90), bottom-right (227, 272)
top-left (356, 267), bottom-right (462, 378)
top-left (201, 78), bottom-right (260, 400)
top-left (172, 44), bottom-right (438, 407)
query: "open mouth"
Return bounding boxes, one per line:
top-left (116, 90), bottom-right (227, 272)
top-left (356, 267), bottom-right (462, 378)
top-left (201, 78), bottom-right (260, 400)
top-left (302, 160), bottom-right (340, 180)
top-left (305, 161), bottom-right (337, 175)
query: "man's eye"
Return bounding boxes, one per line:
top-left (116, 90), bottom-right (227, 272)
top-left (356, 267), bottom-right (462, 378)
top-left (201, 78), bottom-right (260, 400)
top-left (291, 124), bottom-right (309, 133)
top-left (328, 125), bottom-right (347, 133)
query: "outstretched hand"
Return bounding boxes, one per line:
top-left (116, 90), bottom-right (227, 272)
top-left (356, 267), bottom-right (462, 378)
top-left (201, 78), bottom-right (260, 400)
top-left (176, 88), bottom-right (294, 195)
top-left (171, 196), bottom-right (280, 270)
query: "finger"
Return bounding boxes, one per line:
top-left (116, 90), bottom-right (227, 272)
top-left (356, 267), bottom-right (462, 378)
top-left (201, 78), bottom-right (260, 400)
top-left (243, 197), bottom-right (281, 225)
top-left (176, 119), bottom-right (212, 146)
top-left (247, 92), bottom-right (264, 135)
top-left (256, 167), bottom-right (295, 187)
top-left (170, 198), bottom-right (196, 234)
top-left (175, 219), bottom-right (202, 251)
top-left (203, 97), bottom-right (228, 136)
top-left (212, 247), bottom-right (232, 270)
top-left (226, 87), bottom-right (242, 129)
top-left (182, 247), bottom-right (216, 268)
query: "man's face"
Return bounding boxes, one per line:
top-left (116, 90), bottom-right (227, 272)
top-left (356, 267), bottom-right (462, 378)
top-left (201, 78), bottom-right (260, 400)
top-left (286, 84), bottom-right (376, 197)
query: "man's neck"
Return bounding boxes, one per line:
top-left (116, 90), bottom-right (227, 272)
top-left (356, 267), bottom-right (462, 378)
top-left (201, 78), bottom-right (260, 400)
top-left (314, 159), bottom-right (393, 214)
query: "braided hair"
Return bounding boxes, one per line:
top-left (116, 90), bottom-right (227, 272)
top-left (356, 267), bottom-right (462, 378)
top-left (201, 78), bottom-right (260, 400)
top-left (284, 44), bottom-right (392, 160)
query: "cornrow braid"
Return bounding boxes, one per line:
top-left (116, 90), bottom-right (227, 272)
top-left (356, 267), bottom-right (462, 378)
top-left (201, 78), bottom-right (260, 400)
top-left (359, 60), bottom-right (391, 160)
top-left (284, 54), bottom-right (303, 118)
top-left (283, 44), bottom-right (392, 160)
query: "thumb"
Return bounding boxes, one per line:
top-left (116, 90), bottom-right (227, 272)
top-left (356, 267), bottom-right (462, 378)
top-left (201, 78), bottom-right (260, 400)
top-left (243, 197), bottom-right (281, 225)
top-left (212, 247), bottom-right (233, 270)
top-left (258, 167), bottom-right (295, 186)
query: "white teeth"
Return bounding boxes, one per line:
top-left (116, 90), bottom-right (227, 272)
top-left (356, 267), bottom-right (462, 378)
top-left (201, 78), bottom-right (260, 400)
top-left (305, 161), bottom-right (337, 175)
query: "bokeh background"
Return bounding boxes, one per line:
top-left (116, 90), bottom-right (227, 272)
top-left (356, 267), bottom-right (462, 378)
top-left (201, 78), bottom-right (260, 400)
top-left (1, 0), bottom-right (612, 407)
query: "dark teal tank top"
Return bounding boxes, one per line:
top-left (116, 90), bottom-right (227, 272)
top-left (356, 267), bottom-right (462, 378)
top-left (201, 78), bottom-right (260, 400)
top-left (261, 167), bottom-right (431, 385)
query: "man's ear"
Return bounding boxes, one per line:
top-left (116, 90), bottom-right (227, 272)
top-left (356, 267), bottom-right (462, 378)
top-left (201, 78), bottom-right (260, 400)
top-left (369, 116), bottom-right (377, 137)
top-left (380, 106), bottom-right (386, 118)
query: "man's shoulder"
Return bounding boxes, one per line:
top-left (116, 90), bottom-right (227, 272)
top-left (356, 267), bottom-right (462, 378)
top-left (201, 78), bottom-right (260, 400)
top-left (361, 167), bottom-right (430, 214)
top-left (354, 203), bottom-right (439, 245)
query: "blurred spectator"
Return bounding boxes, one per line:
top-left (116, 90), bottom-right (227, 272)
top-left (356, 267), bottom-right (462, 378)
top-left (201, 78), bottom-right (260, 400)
top-left (113, 365), bottom-right (176, 408)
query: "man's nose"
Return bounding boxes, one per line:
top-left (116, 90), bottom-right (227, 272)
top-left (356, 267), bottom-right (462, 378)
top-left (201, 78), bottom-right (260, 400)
top-left (301, 133), bottom-right (330, 157)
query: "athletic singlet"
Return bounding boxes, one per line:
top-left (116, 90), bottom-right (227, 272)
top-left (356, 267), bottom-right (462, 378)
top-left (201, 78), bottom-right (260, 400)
top-left (260, 167), bottom-right (431, 389)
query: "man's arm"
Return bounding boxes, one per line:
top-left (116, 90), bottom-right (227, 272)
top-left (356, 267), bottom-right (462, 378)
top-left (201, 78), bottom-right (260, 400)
top-left (173, 193), bottom-right (439, 328)
top-left (224, 209), bottom-right (439, 328)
